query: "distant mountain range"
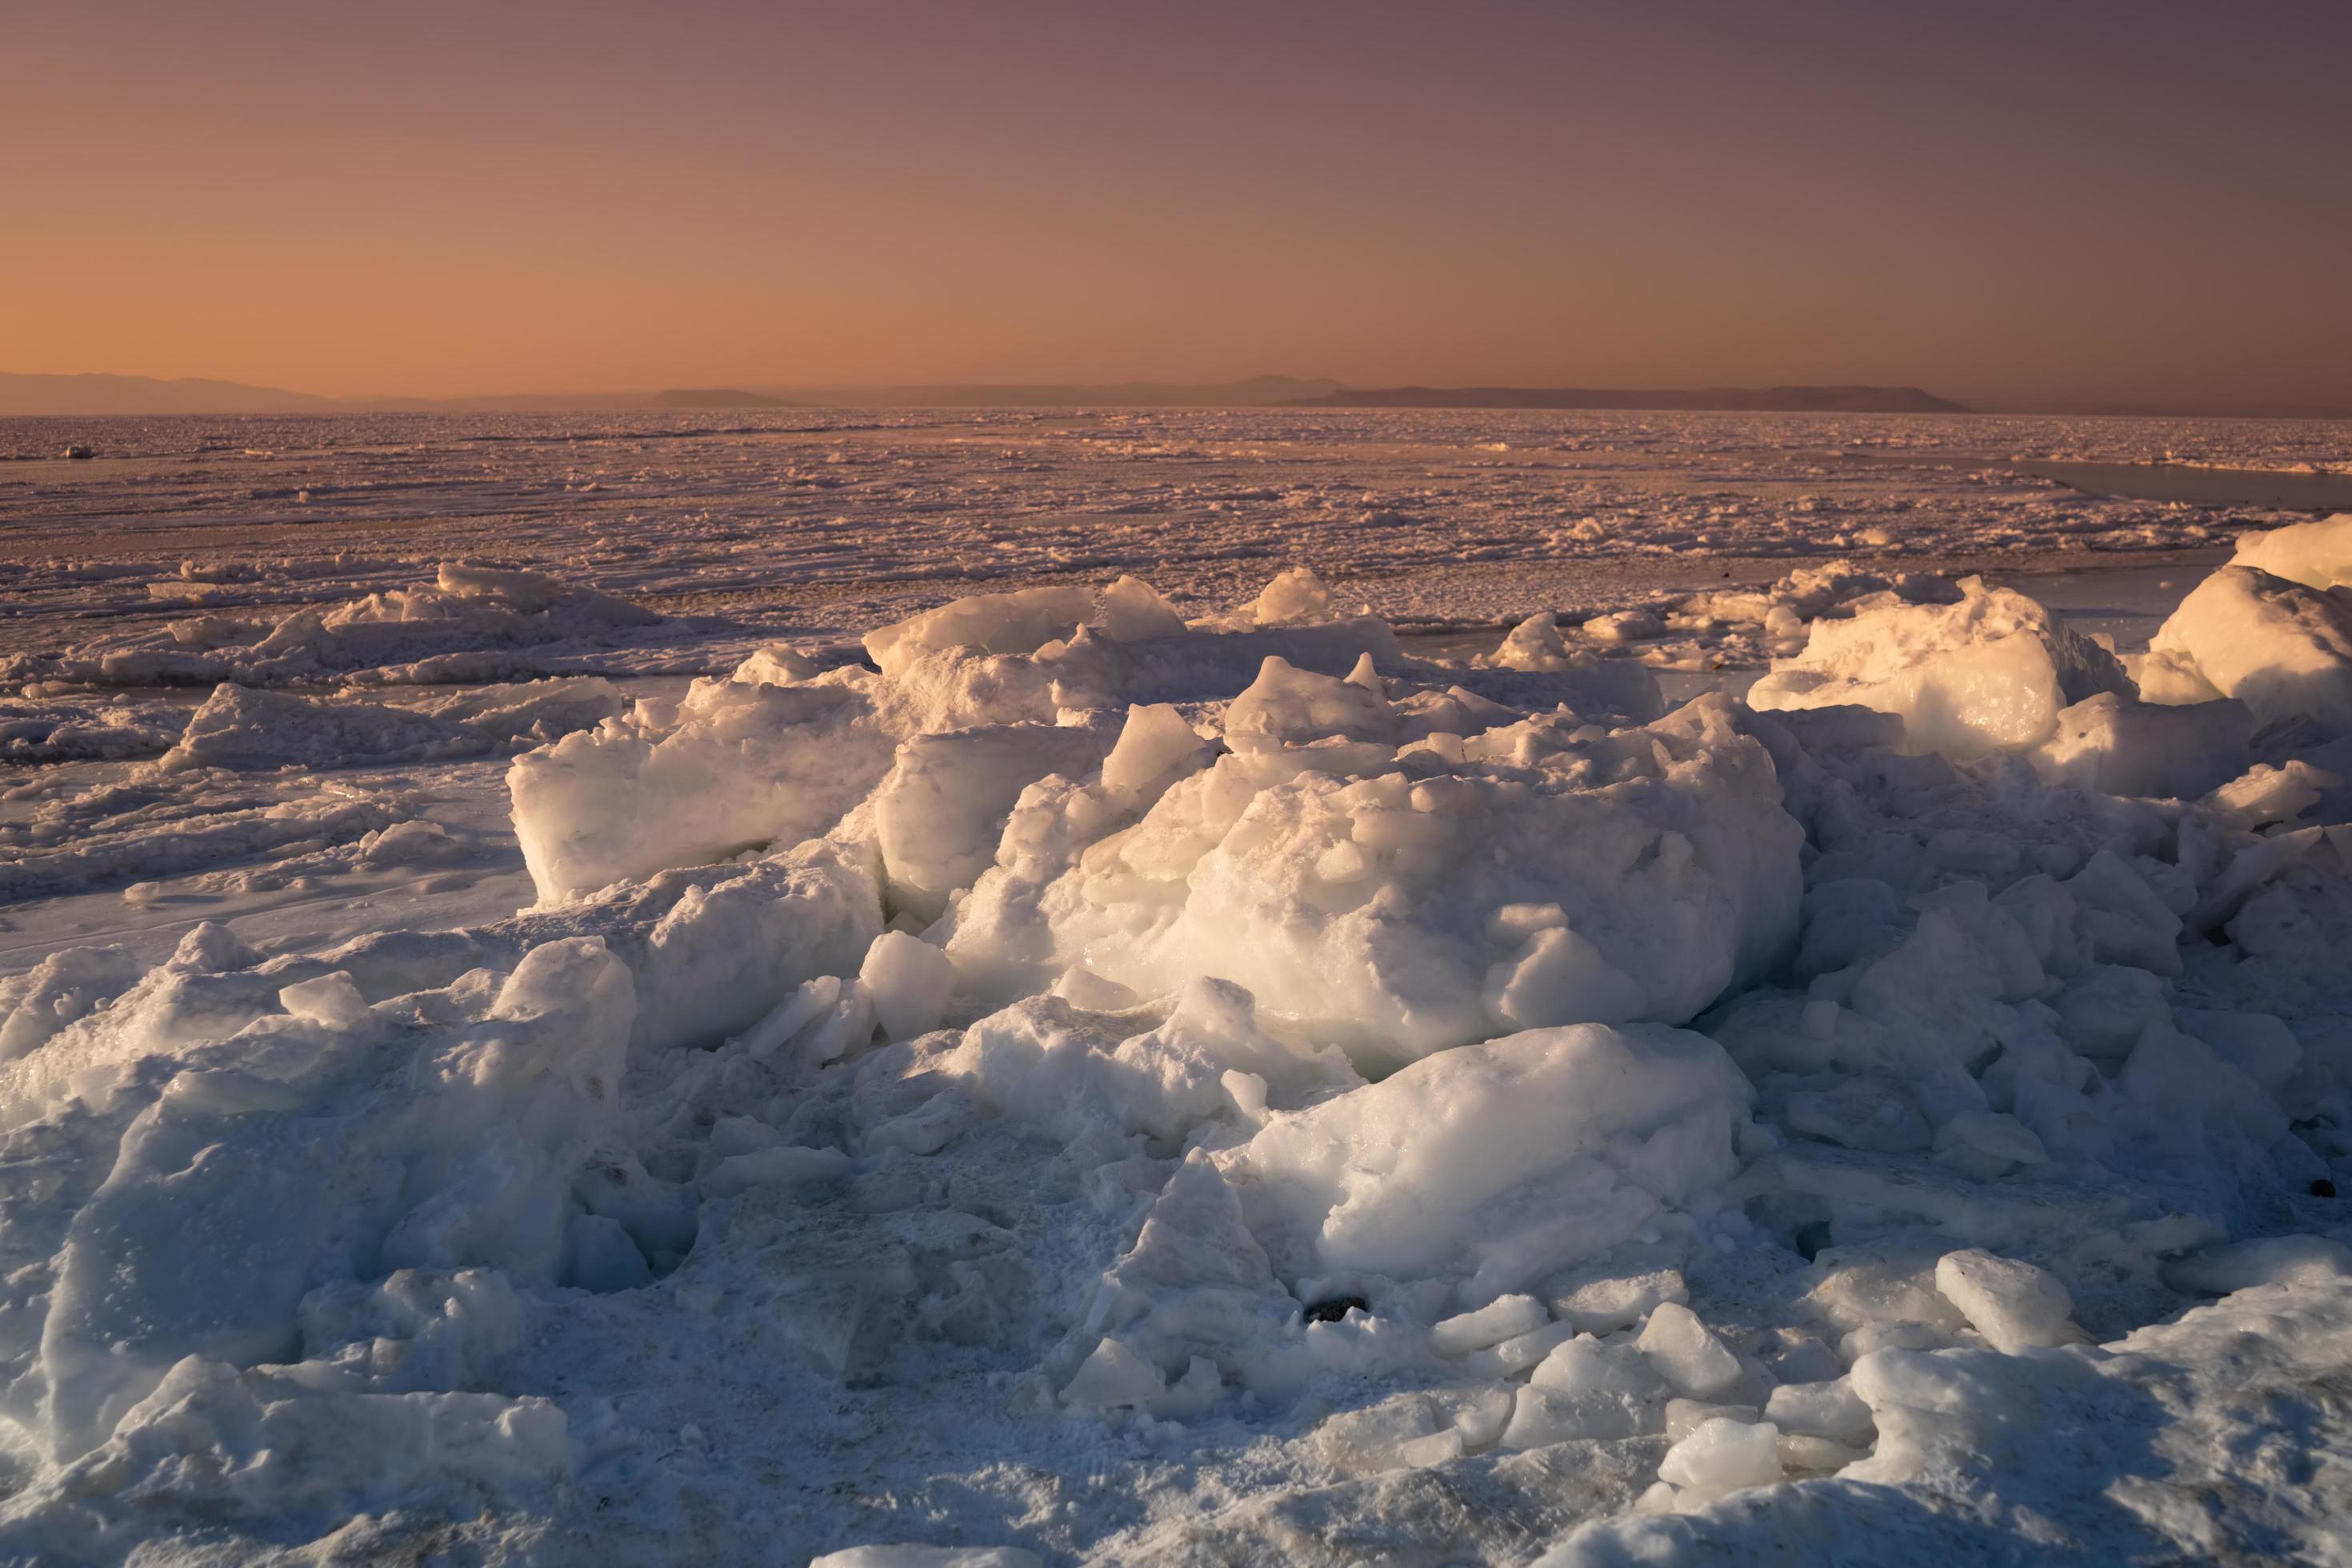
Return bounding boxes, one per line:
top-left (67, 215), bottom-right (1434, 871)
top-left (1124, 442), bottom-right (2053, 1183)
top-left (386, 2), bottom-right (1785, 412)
top-left (645, 387), bottom-right (798, 410)
top-left (0, 373), bottom-right (340, 416)
top-left (757, 375), bottom-right (1344, 408)
top-left (6, 371), bottom-right (2343, 420)
top-left (0, 371), bottom-right (1334, 416)
top-left (1288, 384), bottom-right (1970, 414)
top-left (0, 374), bottom-right (800, 417)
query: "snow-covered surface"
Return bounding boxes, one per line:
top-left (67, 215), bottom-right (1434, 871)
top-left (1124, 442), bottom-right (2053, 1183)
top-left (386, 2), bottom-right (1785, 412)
top-left (2, 414), bottom-right (2350, 1563)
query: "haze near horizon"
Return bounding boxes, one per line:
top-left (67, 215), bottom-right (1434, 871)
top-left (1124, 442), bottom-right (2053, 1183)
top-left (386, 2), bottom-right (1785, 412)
top-left (6, 0), bottom-right (2350, 408)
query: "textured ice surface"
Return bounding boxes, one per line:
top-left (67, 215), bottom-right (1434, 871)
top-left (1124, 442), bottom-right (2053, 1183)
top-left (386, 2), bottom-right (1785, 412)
top-left (0, 412), bottom-right (2349, 1564)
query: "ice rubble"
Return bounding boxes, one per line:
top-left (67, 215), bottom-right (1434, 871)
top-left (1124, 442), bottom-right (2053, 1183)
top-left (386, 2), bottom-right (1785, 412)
top-left (3, 560), bottom-right (2352, 1563)
top-left (0, 562), bottom-right (686, 689)
top-left (0, 678), bottom-right (623, 903)
top-left (1480, 558), bottom-right (1967, 679)
top-left (155, 677), bottom-right (626, 772)
top-left (949, 681), bottom-right (1802, 1066)
top-left (1750, 578), bottom-right (2133, 758)
top-left (0, 697), bottom-right (184, 763)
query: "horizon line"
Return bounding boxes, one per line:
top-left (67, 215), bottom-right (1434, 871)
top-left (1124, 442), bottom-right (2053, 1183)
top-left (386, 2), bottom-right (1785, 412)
top-left (4, 369), bottom-right (2350, 422)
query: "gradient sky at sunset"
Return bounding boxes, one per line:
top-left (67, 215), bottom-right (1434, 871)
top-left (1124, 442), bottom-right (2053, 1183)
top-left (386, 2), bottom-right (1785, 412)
top-left (9, 0), bottom-right (2350, 405)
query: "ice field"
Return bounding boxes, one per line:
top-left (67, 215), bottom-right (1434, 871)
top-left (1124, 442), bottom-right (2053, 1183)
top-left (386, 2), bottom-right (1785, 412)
top-left (2, 409), bottom-right (2351, 1563)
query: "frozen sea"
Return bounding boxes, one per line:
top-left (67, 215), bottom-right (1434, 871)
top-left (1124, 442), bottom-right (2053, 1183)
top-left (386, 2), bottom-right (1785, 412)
top-left (1, 407), bottom-right (2350, 1566)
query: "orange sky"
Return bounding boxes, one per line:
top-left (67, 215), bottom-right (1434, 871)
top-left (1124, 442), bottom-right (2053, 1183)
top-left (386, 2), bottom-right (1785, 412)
top-left (7, 0), bottom-right (2350, 405)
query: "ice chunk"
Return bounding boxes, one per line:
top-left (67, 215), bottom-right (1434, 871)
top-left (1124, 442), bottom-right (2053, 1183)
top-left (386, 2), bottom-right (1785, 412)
top-left (1089, 574), bottom-right (1188, 641)
top-left (276, 971), bottom-right (369, 1030)
top-left (2066, 849), bottom-right (2182, 975)
top-left (2163, 1236), bottom-right (2352, 1295)
top-left (1531, 1334), bottom-right (1671, 1402)
top-left (1778, 1431), bottom-right (1870, 1473)
top-left (1656, 1416), bottom-right (1782, 1498)
top-left (1099, 702), bottom-right (1216, 802)
top-left (2029, 691), bottom-right (2251, 798)
top-left (1635, 1302), bottom-right (1744, 1399)
top-left (1458, 1320), bottom-right (1581, 1380)
top-left (1930, 1110), bottom-right (2049, 1179)
top-left (874, 719), bottom-right (1116, 918)
top-left (2176, 1007), bottom-right (2302, 1090)
top-left (414, 677), bottom-right (629, 746)
top-left (356, 818), bottom-right (469, 868)
top-left (2203, 759), bottom-right (2335, 829)
top-left (532, 838), bottom-right (882, 1056)
top-left (2231, 511), bottom-right (2352, 590)
top-left (1933, 1249), bottom-right (2077, 1353)
top-left (1060, 1334), bottom-right (1166, 1409)
top-left (734, 643), bottom-right (819, 686)
top-left (510, 677), bottom-right (894, 902)
top-left (1233, 1022), bottom-right (1749, 1288)
top-left (1222, 654), bottom-right (1394, 750)
top-left (1805, 1240), bottom-right (1970, 1341)
top-left (1763, 1376), bottom-right (1874, 1445)
top-left (2135, 645), bottom-right (2228, 706)
top-left (860, 931), bottom-right (956, 1041)
top-left (1502, 1382), bottom-right (1639, 1447)
top-left (1584, 607), bottom-right (1665, 643)
top-left (2146, 566), bottom-right (2352, 732)
top-left (1034, 618), bottom-right (1408, 712)
top-left (1506, 1334), bottom-right (1672, 1443)
top-left (1243, 566), bottom-right (1336, 626)
top-left (168, 921), bottom-right (258, 974)
top-left (944, 982), bottom-right (1355, 1149)
top-left (813, 1549), bottom-right (1042, 1568)
top-left (1547, 1264), bottom-right (1690, 1334)
top-left (1038, 694), bottom-right (1800, 1065)
top-left (1489, 610), bottom-right (1575, 671)
top-left (1665, 1398), bottom-right (1762, 1441)
top-left (1315, 1392), bottom-right (1459, 1474)
top-left (1750, 578), bottom-right (2130, 758)
top-left (1430, 1294), bottom-right (1550, 1357)
top-left (864, 584), bottom-right (1096, 676)
top-left (1485, 925), bottom-right (1650, 1030)
top-left (155, 682), bottom-right (490, 773)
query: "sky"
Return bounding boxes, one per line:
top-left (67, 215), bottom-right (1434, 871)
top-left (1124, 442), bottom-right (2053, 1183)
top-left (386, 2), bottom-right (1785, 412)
top-left (6, 0), bottom-right (2350, 407)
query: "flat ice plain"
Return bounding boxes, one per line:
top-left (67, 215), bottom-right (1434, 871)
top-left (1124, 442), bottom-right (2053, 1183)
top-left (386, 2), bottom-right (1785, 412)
top-left (2, 406), bottom-right (2351, 1565)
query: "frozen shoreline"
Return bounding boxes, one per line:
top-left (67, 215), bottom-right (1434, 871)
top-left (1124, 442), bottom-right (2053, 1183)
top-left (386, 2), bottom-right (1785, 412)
top-left (2, 412), bottom-right (2350, 1564)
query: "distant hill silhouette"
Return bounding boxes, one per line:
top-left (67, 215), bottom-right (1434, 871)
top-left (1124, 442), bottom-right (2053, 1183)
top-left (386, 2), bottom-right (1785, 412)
top-left (1289, 385), bottom-right (1970, 414)
top-left (20, 371), bottom-right (2339, 419)
top-left (764, 375), bottom-right (1343, 408)
top-left (645, 387), bottom-right (796, 410)
top-left (0, 373), bottom-right (334, 416)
